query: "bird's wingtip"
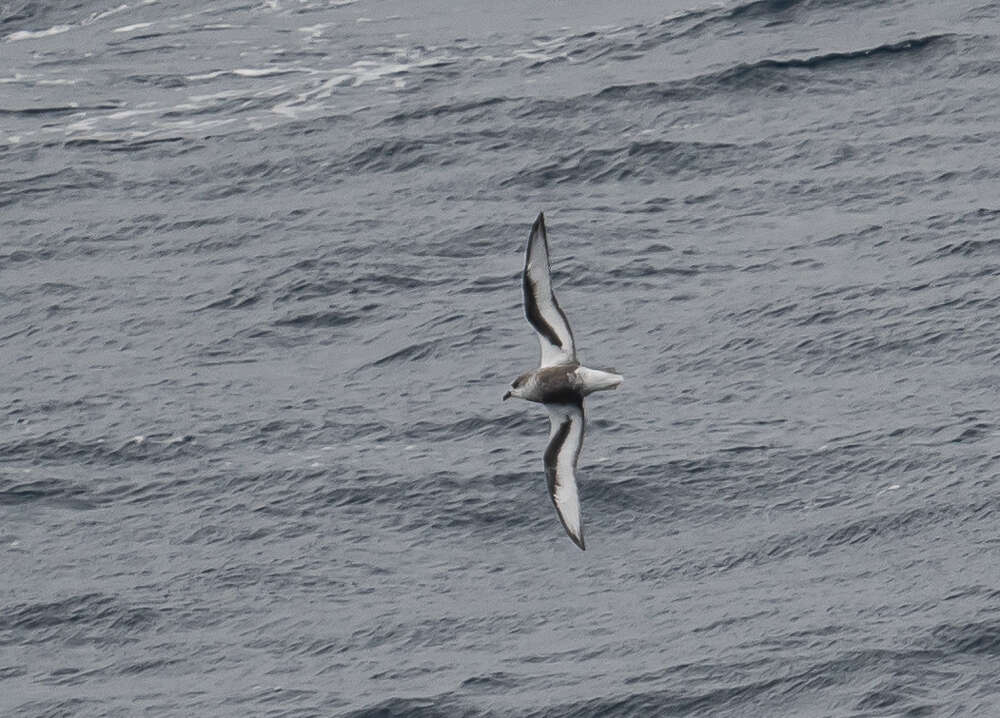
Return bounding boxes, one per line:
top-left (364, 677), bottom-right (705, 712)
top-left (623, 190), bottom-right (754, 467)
top-left (566, 525), bottom-right (585, 551)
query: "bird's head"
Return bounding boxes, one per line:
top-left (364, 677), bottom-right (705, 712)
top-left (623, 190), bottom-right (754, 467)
top-left (502, 372), bottom-right (531, 401)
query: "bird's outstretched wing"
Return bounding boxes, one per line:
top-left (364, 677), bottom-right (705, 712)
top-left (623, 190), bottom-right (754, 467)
top-left (523, 213), bottom-right (576, 367)
top-left (544, 399), bottom-right (586, 550)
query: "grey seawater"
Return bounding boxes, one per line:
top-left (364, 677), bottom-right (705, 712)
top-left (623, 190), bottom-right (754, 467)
top-left (3, 0), bottom-right (1000, 715)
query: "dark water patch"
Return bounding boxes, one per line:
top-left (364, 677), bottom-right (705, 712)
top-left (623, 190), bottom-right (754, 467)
top-left (456, 273), bottom-right (512, 293)
top-left (964, 1), bottom-right (1000, 21)
top-left (107, 30), bottom-right (171, 46)
top-left (400, 412), bottom-right (530, 441)
top-left (713, 501), bottom-right (992, 573)
top-left (381, 96), bottom-right (509, 125)
top-left (583, 468), bottom-right (694, 522)
top-left (853, 679), bottom-right (925, 714)
top-left (791, 305), bottom-right (869, 327)
top-left (63, 135), bottom-right (192, 153)
top-left (238, 464), bottom-right (546, 542)
top-left (117, 657), bottom-right (184, 675)
top-left (0, 0), bottom-right (95, 31)
top-left (930, 619), bottom-right (1000, 656)
top-left (596, 34), bottom-right (953, 104)
top-left (558, 25), bottom-right (653, 66)
top-left (345, 138), bottom-right (444, 174)
top-left (198, 284), bottom-right (262, 310)
top-left (715, 33), bottom-right (953, 83)
top-left (0, 665), bottom-right (27, 679)
top-left (927, 206), bottom-right (1000, 230)
top-left (274, 272), bottom-right (439, 302)
top-left (128, 154), bottom-right (336, 202)
top-left (949, 419), bottom-right (994, 443)
top-left (600, 452), bottom-right (776, 524)
top-left (624, 198), bottom-right (677, 216)
top-left (1, 592), bottom-right (157, 642)
top-left (0, 166), bottom-right (117, 208)
top-left (12, 698), bottom-right (104, 718)
top-left (0, 102), bottom-right (123, 117)
top-left (813, 224), bottom-right (885, 248)
top-left (353, 613), bottom-right (526, 652)
top-left (369, 339), bottom-right (438, 368)
top-left (115, 45), bottom-right (189, 59)
top-left (342, 696), bottom-right (481, 718)
top-left (661, 0), bottom-right (926, 41)
top-left (502, 139), bottom-right (750, 188)
top-left (0, 477), bottom-right (95, 509)
top-left (459, 671), bottom-right (521, 690)
top-left (725, 0), bottom-right (821, 22)
top-left (357, 325), bottom-right (491, 370)
top-left (274, 309), bottom-right (361, 328)
top-left (930, 236), bottom-right (1000, 259)
top-left (720, 0), bottom-right (887, 24)
top-left (219, 465), bottom-right (376, 511)
top-left (418, 222), bottom-right (516, 259)
top-left (325, 419), bottom-right (394, 444)
top-left (0, 433), bottom-right (199, 469)
top-left (347, 272), bottom-right (440, 295)
top-left (607, 258), bottom-right (703, 280)
top-left (543, 641), bottom-right (950, 717)
top-left (530, 671), bottom-right (816, 718)
top-left (234, 418), bottom-right (313, 446)
top-left (788, 320), bottom-right (974, 368)
top-left (0, 0), bottom-right (42, 27)
top-left (752, 171), bottom-right (932, 215)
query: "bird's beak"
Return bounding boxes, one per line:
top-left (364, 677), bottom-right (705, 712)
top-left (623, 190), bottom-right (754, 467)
top-left (502, 391), bottom-right (511, 401)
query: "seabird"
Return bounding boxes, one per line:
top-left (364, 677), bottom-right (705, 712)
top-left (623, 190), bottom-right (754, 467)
top-left (503, 213), bottom-right (623, 550)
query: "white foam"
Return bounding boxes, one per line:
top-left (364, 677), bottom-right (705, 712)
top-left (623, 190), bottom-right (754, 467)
top-left (66, 116), bottom-right (100, 133)
top-left (298, 23), bottom-right (333, 35)
top-left (4, 25), bottom-right (72, 42)
top-left (0, 72), bottom-right (80, 85)
top-left (107, 108), bottom-right (160, 120)
top-left (185, 70), bottom-right (227, 81)
top-left (233, 67), bottom-right (307, 77)
top-left (84, 4), bottom-right (129, 25)
top-left (113, 22), bottom-right (155, 33)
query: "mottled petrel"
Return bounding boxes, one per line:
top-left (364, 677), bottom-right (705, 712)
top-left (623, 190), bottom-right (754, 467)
top-left (503, 213), bottom-right (623, 550)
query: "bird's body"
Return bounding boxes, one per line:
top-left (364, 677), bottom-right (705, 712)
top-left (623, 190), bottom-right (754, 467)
top-left (510, 363), bottom-right (623, 406)
top-left (503, 213), bottom-right (623, 550)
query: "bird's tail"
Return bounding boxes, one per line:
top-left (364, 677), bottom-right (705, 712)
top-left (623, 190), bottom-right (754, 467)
top-left (578, 367), bottom-right (624, 394)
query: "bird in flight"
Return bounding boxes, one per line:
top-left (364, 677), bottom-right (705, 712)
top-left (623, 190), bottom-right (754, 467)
top-left (503, 213), bottom-right (623, 550)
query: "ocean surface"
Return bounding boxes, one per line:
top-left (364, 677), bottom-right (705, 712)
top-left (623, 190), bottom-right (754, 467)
top-left (3, 0), bottom-right (1000, 715)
